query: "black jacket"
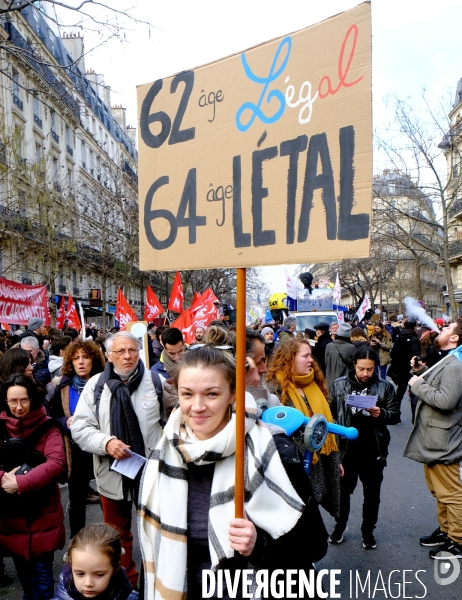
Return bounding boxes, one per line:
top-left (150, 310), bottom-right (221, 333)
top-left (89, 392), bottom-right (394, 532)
top-left (329, 370), bottom-right (400, 459)
top-left (312, 332), bottom-right (332, 374)
top-left (390, 328), bottom-right (420, 377)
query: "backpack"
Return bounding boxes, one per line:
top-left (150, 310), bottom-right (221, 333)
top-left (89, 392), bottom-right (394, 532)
top-left (93, 370), bottom-right (165, 426)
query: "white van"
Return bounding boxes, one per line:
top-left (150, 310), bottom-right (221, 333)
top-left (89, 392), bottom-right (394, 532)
top-left (292, 311), bottom-right (338, 333)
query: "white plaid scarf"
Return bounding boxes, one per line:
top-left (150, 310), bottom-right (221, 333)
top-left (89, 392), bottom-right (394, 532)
top-left (138, 393), bottom-right (305, 600)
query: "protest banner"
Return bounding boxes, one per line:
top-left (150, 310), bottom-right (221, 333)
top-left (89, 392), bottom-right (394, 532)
top-left (137, 2), bottom-right (372, 271)
top-left (0, 277), bottom-right (51, 325)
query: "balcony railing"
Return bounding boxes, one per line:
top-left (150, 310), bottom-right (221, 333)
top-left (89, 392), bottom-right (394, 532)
top-left (449, 200), bottom-right (462, 219)
top-left (58, 284), bottom-right (66, 293)
top-left (51, 130), bottom-right (59, 144)
top-left (122, 160), bottom-right (138, 185)
top-left (53, 181), bottom-right (62, 192)
top-left (73, 287), bottom-right (80, 295)
top-left (13, 94), bottom-right (23, 110)
top-left (82, 161), bottom-right (86, 169)
top-left (448, 240), bottom-right (462, 259)
top-left (66, 145), bottom-right (73, 156)
top-left (33, 113), bottom-right (42, 128)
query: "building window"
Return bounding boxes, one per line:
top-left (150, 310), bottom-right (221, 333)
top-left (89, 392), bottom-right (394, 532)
top-left (51, 111), bottom-right (59, 144)
top-left (12, 68), bottom-right (23, 110)
top-left (33, 95), bottom-right (42, 127)
top-left (18, 191), bottom-right (26, 217)
top-left (53, 157), bottom-right (61, 191)
top-left (89, 149), bottom-right (94, 175)
top-left (49, 31), bottom-right (56, 56)
top-left (66, 124), bottom-right (73, 156)
top-left (35, 141), bottom-right (42, 162)
top-left (81, 141), bottom-right (87, 168)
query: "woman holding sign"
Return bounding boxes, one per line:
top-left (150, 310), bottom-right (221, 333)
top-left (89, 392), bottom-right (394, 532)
top-left (139, 346), bottom-right (328, 600)
top-left (328, 347), bottom-right (399, 549)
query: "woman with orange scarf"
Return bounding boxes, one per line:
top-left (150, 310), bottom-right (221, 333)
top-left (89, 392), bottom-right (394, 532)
top-left (267, 338), bottom-right (341, 517)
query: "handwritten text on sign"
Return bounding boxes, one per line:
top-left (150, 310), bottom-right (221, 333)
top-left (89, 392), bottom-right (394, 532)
top-left (137, 3), bottom-right (372, 271)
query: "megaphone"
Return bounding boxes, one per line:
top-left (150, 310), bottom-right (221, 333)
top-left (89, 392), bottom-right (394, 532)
top-left (262, 406), bottom-right (358, 474)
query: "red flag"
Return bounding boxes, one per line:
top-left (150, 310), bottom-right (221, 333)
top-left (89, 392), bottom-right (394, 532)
top-left (144, 286), bottom-right (164, 321)
top-left (1, 323), bottom-right (10, 331)
top-left (168, 272), bottom-right (184, 313)
top-left (55, 296), bottom-right (65, 329)
top-left (116, 288), bottom-right (138, 331)
top-left (171, 308), bottom-right (193, 342)
top-left (192, 291), bottom-right (201, 306)
top-left (174, 288), bottom-right (220, 344)
top-left (66, 294), bottom-right (81, 331)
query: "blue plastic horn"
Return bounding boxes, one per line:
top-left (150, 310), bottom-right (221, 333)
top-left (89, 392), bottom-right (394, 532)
top-left (262, 406), bottom-right (358, 475)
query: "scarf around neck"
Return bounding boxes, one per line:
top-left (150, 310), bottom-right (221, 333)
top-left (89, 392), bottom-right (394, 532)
top-left (160, 349), bottom-right (177, 376)
top-left (103, 360), bottom-right (145, 458)
top-left (71, 374), bottom-right (89, 393)
top-left (276, 369), bottom-right (337, 458)
top-left (139, 393), bottom-right (305, 600)
top-left (61, 563), bottom-right (134, 600)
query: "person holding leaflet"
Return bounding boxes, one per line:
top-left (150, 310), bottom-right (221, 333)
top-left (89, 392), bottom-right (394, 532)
top-left (328, 347), bottom-right (399, 549)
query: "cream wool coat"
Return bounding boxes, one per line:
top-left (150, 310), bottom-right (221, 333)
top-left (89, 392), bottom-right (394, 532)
top-left (71, 368), bottom-right (162, 500)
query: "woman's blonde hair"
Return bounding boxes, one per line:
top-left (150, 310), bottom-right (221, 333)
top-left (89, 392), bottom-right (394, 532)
top-left (204, 325), bottom-right (230, 346)
top-left (267, 338), bottom-right (328, 402)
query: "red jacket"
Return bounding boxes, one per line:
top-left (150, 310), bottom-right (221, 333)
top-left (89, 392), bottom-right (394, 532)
top-left (0, 406), bottom-right (66, 559)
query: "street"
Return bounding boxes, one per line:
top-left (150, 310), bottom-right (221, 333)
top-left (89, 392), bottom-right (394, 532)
top-left (1, 394), bottom-right (462, 599)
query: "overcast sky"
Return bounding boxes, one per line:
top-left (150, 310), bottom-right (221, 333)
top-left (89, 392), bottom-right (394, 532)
top-left (75, 0), bottom-right (462, 297)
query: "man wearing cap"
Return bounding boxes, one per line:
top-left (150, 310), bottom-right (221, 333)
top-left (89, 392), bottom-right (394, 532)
top-left (434, 318), bottom-right (444, 331)
top-left (312, 322), bottom-right (333, 375)
top-left (261, 326), bottom-right (276, 358)
top-left (324, 323), bottom-right (356, 389)
top-left (19, 317), bottom-right (47, 347)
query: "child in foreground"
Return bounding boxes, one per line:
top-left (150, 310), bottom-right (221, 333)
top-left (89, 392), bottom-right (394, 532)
top-left (53, 523), bottom-right (138, 600)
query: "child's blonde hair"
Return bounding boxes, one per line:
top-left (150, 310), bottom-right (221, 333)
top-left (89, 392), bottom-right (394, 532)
top-left (66, 523), bottom-right (123, 571)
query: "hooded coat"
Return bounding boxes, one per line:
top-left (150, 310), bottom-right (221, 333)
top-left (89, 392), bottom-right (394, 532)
top-left (0, 406), bottom-right (66, 558)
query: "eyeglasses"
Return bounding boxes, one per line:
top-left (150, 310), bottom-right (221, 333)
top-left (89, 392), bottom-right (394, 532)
top-left (110, 348), bottom-right (139, 357)
top-left (6, 398), bottom-right (31, 406)
top-left (190, 344), bottom-right (235, 355)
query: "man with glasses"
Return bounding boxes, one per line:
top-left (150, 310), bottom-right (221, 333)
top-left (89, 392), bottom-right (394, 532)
top-left (151, 327), bottom-right (186, 421)
top-left (71, 331), bottom-right (162, 588)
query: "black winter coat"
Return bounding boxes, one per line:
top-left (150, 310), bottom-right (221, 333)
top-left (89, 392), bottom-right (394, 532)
top-left (390, 329), bottom-right (420, 378)
top-left (312, 332), bottom-right (332, 374)
top-left (329, 371), bottom-right (400, 459)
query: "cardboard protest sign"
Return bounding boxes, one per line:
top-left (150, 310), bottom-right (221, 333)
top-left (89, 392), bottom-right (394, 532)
top-left (137, 2), bottom-right (372, 271)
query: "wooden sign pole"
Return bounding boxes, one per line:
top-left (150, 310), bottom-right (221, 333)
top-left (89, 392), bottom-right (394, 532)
top-left (235, 267), bottom-right (246, 518)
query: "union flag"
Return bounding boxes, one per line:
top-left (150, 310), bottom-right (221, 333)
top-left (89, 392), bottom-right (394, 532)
top-left (66, 294), bottom-right (81, 331)
top-left (144, 286), bottom-right (164, 321)
top-left (168, 272), bottom-right (184, 313)
top-left (116, 288), bottom-right (138, 331)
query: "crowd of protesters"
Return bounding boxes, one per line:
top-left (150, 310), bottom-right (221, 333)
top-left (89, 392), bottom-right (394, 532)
top-left (0, 310), bottom-right (461, 599)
